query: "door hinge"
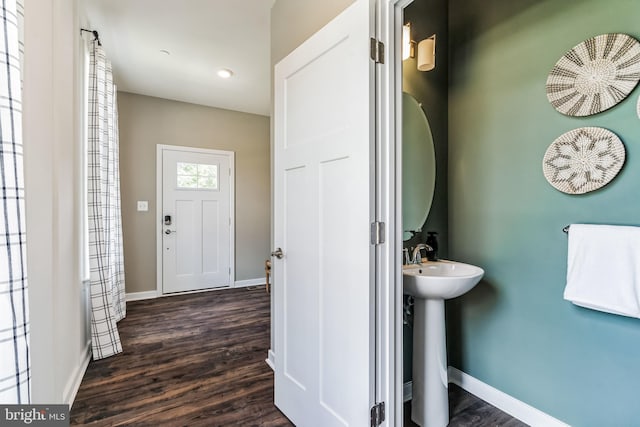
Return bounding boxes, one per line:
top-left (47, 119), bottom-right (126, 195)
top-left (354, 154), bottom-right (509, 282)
top-left (371, 402), bottom-right (385, 427)
top-left (370, 221), bottom-right (385, 245)
top-left (370, 38), bottom-right (385, 64)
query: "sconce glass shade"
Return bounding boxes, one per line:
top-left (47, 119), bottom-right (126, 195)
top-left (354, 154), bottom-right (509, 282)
top-left (417, 35), bottom-right (436, 71)
top-left (402, 24), bottom-right (411, 61)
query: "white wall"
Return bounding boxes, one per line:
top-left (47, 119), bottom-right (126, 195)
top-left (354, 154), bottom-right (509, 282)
top-left (23, 0), bottom-right (90, 405)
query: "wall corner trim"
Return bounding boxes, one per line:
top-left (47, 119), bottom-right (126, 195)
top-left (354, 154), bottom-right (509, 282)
top-left (126, 291), bottom-right (159, 302)
top-left (266, 349), bottom-right (275, 371)
top-left (447, 367), bottom-right (571, 427)
top-left (64, 341), bottom-right (91, 408)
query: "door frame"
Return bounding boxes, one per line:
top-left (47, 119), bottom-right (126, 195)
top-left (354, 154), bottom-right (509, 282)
top-left (156, 144), bottom-right (236, 296)
top-left (375, 0), bottom-right (409, 425)
top-left (266, 0), bottom-right (407, 425)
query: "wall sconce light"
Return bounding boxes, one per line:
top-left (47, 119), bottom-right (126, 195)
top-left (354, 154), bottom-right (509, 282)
top-left (417, 34), bottom-right (436, 71)
top-left (403, 23), bottom-right (436, 72)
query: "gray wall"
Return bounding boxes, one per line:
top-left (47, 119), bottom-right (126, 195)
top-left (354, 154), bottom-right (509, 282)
top-left (118, 92), bottom-right (270, 293)
top-left (271, 0), bottom-right (356, 66)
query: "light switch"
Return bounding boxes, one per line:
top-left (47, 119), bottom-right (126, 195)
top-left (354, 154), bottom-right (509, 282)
top-left (137, 201), bottom-right (149, 212)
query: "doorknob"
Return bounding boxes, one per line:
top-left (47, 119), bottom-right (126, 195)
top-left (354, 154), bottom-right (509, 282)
top-left (164, 229), bottom-right (176, 235)
top-left (271, 248), bottom-right (284, 259)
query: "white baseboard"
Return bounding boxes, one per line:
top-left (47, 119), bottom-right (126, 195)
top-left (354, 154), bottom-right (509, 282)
top-left (64, 341), bottom-right (91, 408)
top-left (447, 367), bottom-right (570, 427)
top-left (265, 349), bottom-right (275, 371)
top-left (234, 278), bottom-right (266, 288)
top-left (126, 290), bottom-right (159, 301)
top-left (135, 282), bottom-right (265, 301)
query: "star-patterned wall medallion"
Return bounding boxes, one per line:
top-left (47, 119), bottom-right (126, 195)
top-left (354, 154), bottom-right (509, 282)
top-left (542, 127), bottom-right (625, 194)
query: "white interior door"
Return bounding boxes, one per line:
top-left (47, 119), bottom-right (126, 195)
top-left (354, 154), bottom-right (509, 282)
top-left (161, 147), bottom-right (233, 294)
top-left (273, 0), bottom-right (376, 425)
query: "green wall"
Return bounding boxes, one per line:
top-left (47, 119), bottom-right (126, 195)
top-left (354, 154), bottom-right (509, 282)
top-left (404, 0), bottom-right (449, 253)
top-left (449, 1), bottom-right (640, 425)
top-left (403, 0), bottom-right (449, 383)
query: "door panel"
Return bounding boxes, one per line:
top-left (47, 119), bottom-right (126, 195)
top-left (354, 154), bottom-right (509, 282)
top-left (318, 156), bottom-right (368, 422)
top-left (282, 165), bottom-right (314, 390)
top-left (273, 1), bottom-right (375, 425)
top-left (285, 40), bottom-right (353, 149)
top-left (202, 200), bottom-right (221, 273)
top-left (175, 200), bottom-right (197, 276)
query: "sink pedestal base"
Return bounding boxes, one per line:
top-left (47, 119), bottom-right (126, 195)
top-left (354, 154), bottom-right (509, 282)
top-left (411, 298), bottom-right (448, 427)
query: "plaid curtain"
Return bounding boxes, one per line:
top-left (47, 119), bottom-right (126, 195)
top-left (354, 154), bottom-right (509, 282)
top-left (0, 0), bottom-right (30, 404)
top-left (87, 40), bottom-right (125, 360)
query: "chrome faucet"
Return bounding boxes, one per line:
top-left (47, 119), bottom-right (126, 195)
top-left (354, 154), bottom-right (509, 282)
top-left (402, 248), bottom-right (411, 265)
top-left (412, 243), bottom-right (433, 264)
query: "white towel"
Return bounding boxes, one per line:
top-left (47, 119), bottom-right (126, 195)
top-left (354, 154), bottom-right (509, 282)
top-left (564, 224), bottom-right (640, 318)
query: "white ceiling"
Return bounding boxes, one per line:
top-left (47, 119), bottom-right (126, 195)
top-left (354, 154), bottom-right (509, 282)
top-left (81, 0), bottom-right (274, 116)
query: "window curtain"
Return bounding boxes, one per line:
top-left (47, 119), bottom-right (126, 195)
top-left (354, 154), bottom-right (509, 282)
top-left (87, 39), bottom-right (125, 360)
top-left (0, 0), bottom-right (30, 403)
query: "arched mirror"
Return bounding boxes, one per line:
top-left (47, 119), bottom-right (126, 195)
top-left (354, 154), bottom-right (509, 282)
top-left (402, 92), bottom-right (436, 241)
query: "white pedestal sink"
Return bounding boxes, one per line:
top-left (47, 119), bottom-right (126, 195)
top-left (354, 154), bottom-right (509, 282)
top-left (403, 260), bottom-right (484, 427)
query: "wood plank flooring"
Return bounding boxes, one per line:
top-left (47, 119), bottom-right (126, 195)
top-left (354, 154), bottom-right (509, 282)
top-left (71, 287), bottom-right (526, 426)
top-left (71, 287), bottom-right (292, 426)
top-left (404, 387), bottom-right (529, 427)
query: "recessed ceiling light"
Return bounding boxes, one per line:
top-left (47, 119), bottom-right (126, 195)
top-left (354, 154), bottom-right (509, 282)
top-left (217, 68), bottom-right (234, 79)
top-left (159, 49), bottom-right (171, 56)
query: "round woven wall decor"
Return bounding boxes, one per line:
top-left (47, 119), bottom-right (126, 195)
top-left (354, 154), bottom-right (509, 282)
top-left (542, 127), bottom-right (625, 194)
top-left (546, 33), bottom-right (640, 116)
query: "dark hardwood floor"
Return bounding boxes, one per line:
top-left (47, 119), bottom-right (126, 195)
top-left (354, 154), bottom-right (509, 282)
top-left (404, 387), bottom-right (529, 427)
top-left (71, 287), bottom-right (526, 426)
top-left (71, 287), bottom-right (292, 426)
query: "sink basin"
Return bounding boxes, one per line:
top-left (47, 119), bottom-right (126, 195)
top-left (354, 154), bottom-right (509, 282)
top-left (403, 260), bottom-right (484, 299)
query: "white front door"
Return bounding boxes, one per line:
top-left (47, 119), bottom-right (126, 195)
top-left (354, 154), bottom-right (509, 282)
top-left (160, 146), bottom-right (233, 294)
top-left (273, 0), bottom-right (376, 425)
